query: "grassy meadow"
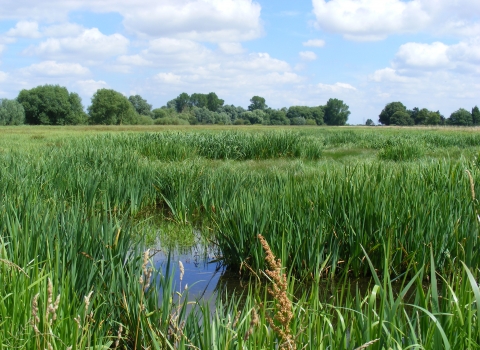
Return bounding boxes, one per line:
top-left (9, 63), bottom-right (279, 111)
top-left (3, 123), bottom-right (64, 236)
top-left (1, 125), bottom-right (479, 349)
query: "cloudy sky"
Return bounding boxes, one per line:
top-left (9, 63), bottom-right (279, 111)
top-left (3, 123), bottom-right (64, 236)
top-left (0, 0), bottom-right (479, 124)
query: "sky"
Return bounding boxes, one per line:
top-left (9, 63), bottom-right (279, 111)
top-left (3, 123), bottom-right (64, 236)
top-left (0, 0), bottom-right (479, 124)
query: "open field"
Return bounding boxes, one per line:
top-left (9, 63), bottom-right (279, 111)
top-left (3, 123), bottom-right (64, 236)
top-left (1, 126), bottom-right (479, 349)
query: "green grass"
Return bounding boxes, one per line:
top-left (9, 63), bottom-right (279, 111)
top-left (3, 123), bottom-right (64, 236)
top-left (0, 125), bottom-right (479, 348)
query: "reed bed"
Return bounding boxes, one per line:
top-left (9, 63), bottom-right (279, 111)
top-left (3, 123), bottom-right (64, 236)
top-left (0, 128), bottom-right (479, 348)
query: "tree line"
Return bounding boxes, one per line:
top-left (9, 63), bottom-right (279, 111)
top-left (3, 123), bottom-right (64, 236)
top-left (371, 101), bottom-right (480, 126)
top-left (0, 84), bottom-right (350, 126)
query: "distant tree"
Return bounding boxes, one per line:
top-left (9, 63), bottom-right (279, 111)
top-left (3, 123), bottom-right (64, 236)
top-left (287, 106), bottom-right (324, 125)
top-left (88, 89), bottom-right (137, 125)
top-left (365, 118), bottom-right (374, 126)
top-left (241, 109), bottom-right (265, 124)
top-left (190, 93), bottom-right (208, 108)
top-left (290, 117), bottom-right (306, 125)
top-left (408, 107), bottom-right (419, 124)
top-left (206, 92), bottom-right (224, 112)
top-left (267, 109), bottom-right (289, 125)
top-left (17, 85), bottom-right (87, 125)
top-left (175, 93), bottom-right (190, 113)
top-left (166, 98), bottom-right (177, 109)
top-left (390, 111), bottom-right (414, 125)
top-left (0, 99), bottom-right (25, 125)
top-left (248, 96), bottom-right (267, 111)
top-left (193, 107), bottom-right (216, 124)
top-left (379, 102), bottom-right (407, 125)
top-left (323, 98), bottom-right (350, 125)
top-left (472, 106), bottom-right (480, 126)
top-left (425, 110), bottom-right (442, 125)
top-left (415, 108), bottom-right (430, 125)
top-left (128, 95), bottom-right (153, 116)
top-left (218, 105), bottom-right (245, 122)
top-left (152, 107), bottom-right (176, 119)
top-left (446, 108), bottom-right (473, 126)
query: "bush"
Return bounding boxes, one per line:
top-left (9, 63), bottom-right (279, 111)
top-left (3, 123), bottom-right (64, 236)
top-left (305, 119), bottom-right (317, 126)
top-left (135, 115), bottom-right (154, 125)
top-left (0, 98), bottom-right (25, 125)
top-left (154, 117), bottom-right (190, 125)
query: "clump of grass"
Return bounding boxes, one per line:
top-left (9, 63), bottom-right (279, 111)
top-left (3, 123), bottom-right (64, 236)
top-left (378, 141), bottom-right (425, 161)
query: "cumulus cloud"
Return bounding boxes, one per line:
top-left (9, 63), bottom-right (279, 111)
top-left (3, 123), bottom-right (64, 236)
top-left (302, 39), bottom-right (325, 47)
top-left (7, 21), bottom-right (42, 38)
top-left (155, 72), bottom-right (182, 84)
top-left (42, 23), bottom-right (85, 38)
top-left (25, 28), bottom-right (129, 62)
top-left (0, 0), bottom-right (263, 42)
top-left (388, 39), bottom-right (480, 75)
top-left (312, 0), bottom-right (480, 41)
top-left (121, 0), bottom-right (263, 42)
top-left (394, 42), bottom-right (450, 69)
top-left (370, 68), bottom-right (417, 83)
top-left (19, 61), bottom-right (90, 77)
top-left (76, 79), bottom-right (108, 97)
top-left (0, 71), bottom-right (8, 82)
top-left (317, 82), bottom-right (357, 92)
top-left (218, 42), bottom-right (245, 55)
top-left (299, 51), bottom-right (317, 61)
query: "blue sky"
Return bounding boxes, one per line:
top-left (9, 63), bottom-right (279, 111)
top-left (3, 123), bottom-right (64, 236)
top-left (0, 0), bottom-right (479, 124)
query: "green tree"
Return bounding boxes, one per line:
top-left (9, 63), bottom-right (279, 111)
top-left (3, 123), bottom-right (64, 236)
top-left (175, 93), bottom-right (190, 113)
top-left (446, 108), bottom-right (473, 126)
top-left (365, 119), bottom-right (374, 126)
top-left (472, 106), bottom-right (480, 126)
top-left (248, 96), bottom-right (267, 111)
top-left (0, 99), bottom-right (25, 125)
top-left (390, 111), bottom-right (414, 125)
top-left (218, 105), bottom-right (245, 122)
top-left (379, 102), bottom-right (407, 125)
top-left (267, 109), bottom-right (289, 125)
top-left (425, 111), bottom-right (442, 125)
top-left (88, 89), bottom-right (137, 125)
top-left (189, 93), bottom-right (208, 108)
top-left (128, 95), bottom-right (153, 116)
top-left (323, 98), bottom-right (350, 125)
top-left (415, 108), bottom-right (430, 125)
top-left (152, 107), bottom-right (176, 119)
top-left (206, 92), bottom-right (224, 112)
top-left (287, 106), bottom-right (324, 125)
top-left (17, 85), bottom-right (87, 125)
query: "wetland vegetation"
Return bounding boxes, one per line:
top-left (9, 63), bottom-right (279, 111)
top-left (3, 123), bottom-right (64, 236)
top-left (1, 125), bottom-right (479, 349)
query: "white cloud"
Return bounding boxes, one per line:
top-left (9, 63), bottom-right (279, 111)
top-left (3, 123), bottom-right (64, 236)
top-left (42, 23), bottom-right (85, 38)
top-left (155, 72), bottom-right (182, 84)
top-left (117, 54), bottom-right (152, 66)
top-left (218, 42), bottom-right (245, 55)
top-left (388, 39), bottom-right (480, 75)
top-left (121, 0), bottom-right (263, 42)
top-left (76, 79), bottom-right (108, 97)
top-left (7, 21), bottom-right (41, 38)
top-left (0, 71), bottom-right (8, 82)
top-left (312, 0), bottom-right (480, 41)
top-left (20, 61), bottom-right (90, 77)
top-left (317, 82), bottom-right (357, 92)
top-left (370, 68), bottom-right (417, 83)
top-left (312, 0), bottom-right (428, 41)
top-left (299, 51), bottom-right (317, 61)
top-left (394, 42), bottom-right (450, 69)
top-left (1, 0), bottom-right (263, 43)
top-left (302, 39), bottom-right (325, 48)
top-left (26, 28), bottom-right (129, 62)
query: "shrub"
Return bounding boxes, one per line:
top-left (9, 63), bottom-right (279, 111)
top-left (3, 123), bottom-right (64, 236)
top-left (154, 117), bottom-right (190, 125)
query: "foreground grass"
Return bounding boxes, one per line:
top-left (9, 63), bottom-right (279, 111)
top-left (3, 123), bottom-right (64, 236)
top-left (0, 126), bottom-right (479, 348)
